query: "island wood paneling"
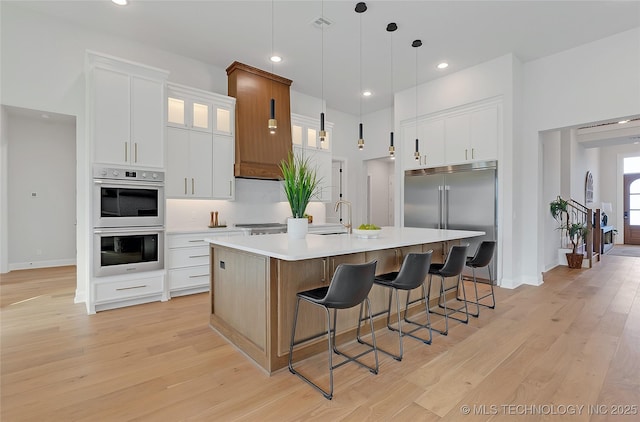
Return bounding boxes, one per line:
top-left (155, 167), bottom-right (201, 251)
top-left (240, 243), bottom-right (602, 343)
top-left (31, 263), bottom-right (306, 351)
top-left (212, 246), bottom-right (268, 352)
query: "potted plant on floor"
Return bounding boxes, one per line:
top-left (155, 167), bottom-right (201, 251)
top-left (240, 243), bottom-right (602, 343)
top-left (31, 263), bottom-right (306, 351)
top-left (279, 152), bottom-right (320, 239)
top-left (549, 196), bottom-right (589, 268)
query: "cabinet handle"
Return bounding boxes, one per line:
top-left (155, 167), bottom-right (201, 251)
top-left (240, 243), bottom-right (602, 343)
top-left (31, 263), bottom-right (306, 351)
top-left (322, 258), bottom-right (327, 282)
top-left (116, 284), bottom-right (147, 291)
top-left (465, 149), bottom-right (468, 160)
top-left (189, 274), bottom-right (209, 279)
top-left (229, 180), bottom-right (232, 196)
top-left (184, 178), bottom-right (187, 195)
top-left (134, 143), bottom-right (138, 162)
top-left (189, 254), bottom-right (209, 258)
top-left (124, 142), bottom-right (128, 162)
top-left (188, 239), bottom-right (205, 243)
top-left (191, 178), bottom-right (195, 195)
top-left (472, 148), bottom-right (475, 159)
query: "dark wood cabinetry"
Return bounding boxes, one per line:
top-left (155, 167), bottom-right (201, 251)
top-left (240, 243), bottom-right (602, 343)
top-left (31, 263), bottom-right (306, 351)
top-left (227, 61), bottom-right (292, 180)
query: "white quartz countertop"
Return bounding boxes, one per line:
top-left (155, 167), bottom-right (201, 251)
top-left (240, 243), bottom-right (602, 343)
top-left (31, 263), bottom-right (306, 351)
top-left (205, 227), bottom-right (485, 261)
top-left (167, 227), bottom-right (250, 235)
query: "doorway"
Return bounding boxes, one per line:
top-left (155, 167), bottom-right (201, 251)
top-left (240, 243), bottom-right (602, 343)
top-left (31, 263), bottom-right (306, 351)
top-left (623, 156), bottom-right (640, 245)
top-left (2, 106), bottom-right (77, 272)
top-left (326, 159), bottom-right (345, 224)
top-left (365, 157), bottom-right (395, 227)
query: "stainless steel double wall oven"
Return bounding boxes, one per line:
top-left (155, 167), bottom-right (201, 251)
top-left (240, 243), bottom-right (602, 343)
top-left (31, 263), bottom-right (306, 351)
top-left (93, 166), bottom-right (165, 276)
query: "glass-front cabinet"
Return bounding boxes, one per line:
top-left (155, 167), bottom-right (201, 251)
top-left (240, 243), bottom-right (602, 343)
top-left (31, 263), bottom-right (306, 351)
top-left (167, 83), bottom-right (234, 135)
top-left (291, 113), bottom-right (332, 202)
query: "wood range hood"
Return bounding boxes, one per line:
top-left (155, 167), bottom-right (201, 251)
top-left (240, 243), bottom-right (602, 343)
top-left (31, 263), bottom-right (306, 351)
top-left (227, 61), bottom-right (292, 180)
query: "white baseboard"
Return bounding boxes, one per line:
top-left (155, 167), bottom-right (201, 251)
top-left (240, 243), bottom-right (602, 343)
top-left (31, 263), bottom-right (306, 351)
top-left (9, 258), bottom-right (76, 271)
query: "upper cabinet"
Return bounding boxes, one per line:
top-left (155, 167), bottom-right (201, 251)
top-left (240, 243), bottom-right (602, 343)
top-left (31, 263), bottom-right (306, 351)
top-left (227, 61), bottom-right (292, 180)
top-left (167, 82), bottom-right (234, 135)
top-left (400, 98), bottom-right (501, 172)
top-left (402, 119), bottom-right (445, 171)
top-left (87, 51), bottom-right (169, 168)
top-left (291, 114), bottom-right (332, 202)
top-left (444, 102), bottom-right (499, 165)
top-left (165, 83), bottom-right (236, 200)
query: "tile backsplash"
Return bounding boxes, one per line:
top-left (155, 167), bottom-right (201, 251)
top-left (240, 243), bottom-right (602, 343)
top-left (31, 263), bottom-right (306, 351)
top-left (166, 178), bottom-right (327, 231)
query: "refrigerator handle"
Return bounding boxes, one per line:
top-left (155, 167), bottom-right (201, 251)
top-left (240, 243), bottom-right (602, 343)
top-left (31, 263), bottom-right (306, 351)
top-left (438, 185), bottom-right (443, 229)
top-left (444, 185), bottom-right (450, 230)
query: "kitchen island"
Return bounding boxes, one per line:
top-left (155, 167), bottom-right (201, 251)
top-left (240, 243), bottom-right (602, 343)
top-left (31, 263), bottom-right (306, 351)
top-left (206, 226), bottom-right (484, 374)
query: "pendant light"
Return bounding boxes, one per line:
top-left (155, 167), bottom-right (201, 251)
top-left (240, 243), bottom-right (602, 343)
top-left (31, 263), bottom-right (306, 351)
top-left (412, 39), bottom-right (422, 161)
top-left (387, 22), bottom-right (397, 159)
top-left (319, 0), bottom-right (327, 143)
top-left (268, 0), bottom-right (277, 134)
top-left (356, 2), bottom-right (367, 150)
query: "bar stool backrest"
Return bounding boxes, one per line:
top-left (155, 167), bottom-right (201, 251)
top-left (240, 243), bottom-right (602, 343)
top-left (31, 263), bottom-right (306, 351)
top-left (467, 241), bottom-right (496, 268)
top-left (322, 260), bottom-right (378, 309)
top-left (392, 252), bottom-right (433, 290)
top-left (436, 245), bottom-right (468, 277)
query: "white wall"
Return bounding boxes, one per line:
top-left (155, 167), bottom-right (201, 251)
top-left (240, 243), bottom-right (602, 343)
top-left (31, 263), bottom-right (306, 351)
top-left (542, 130), bottom-right (562, 270)
top-left (0, 107), bottom-right (8, 273)
top-left (523, 27), bottom-right (640, 285)
top-left (6, 111), bottom-right (76, 269)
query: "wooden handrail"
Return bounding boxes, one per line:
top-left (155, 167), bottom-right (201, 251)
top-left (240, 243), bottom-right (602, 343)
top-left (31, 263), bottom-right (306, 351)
top-left (566, 198), bottom-right (601, 267)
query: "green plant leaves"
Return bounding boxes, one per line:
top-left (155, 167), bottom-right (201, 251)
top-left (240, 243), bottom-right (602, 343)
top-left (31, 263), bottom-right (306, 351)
top-left (279, 152), bottom-right (320, 218)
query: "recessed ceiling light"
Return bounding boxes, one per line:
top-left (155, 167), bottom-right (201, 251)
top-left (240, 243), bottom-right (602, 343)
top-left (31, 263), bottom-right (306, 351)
top-left (437, 62), bottom-right (449, 70)
top-left (362, 90), bottom-right (372, 97)
top-left (41, 113), bottom-right (50, 119)
top-left (618, 119), bottom-right (630, 124)
top-left (270, 55), bottom-right (282, 63)
top-left (112, 0), bottom-right (128, 5)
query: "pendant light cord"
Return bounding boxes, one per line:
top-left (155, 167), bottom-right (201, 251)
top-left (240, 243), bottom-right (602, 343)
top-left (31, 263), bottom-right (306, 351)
top-left (359, 11), bottom-right (362, 126)
top-left (321, 0), bottom-right (324, 116)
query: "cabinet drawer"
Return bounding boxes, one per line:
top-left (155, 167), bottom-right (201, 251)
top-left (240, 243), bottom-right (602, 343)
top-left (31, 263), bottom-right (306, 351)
top-left (167, 230), bottom-right (248, 249)
top-left (95, 275), bottom-right (163, 304)
top-left (168, 246), bottom-right (209, 268)
top-left (167, 234), bottom-right (210, 249)
top-left (168, 266), bottom-right (210, 291)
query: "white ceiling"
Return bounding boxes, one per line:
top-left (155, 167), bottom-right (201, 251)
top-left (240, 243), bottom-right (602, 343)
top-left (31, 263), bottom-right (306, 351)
top-left (9, 1), bottom-right (640, 117)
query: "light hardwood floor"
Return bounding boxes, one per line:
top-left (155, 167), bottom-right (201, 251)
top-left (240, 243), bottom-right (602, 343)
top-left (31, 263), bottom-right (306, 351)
top-left (1, 256), bottom-right (639, 421)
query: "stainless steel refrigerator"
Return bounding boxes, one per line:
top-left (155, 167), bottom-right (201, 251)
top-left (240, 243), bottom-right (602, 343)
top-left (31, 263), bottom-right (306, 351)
top-left (404, 161), bottom-right (497, 279)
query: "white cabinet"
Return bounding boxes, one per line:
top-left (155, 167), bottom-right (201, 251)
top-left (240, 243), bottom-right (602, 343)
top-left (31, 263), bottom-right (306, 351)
top-left (401, 99), bottom-right (501, 171)
top-left (291, 114), bottom-right (333, 202)
top-left (166, 127), bottom-right (213, 198)
top-left (444, 103), bottom-right (499, 164)
top-left (401, 119), bottom-right (445, 171)
top-left (167, 230), bottom-right (246, 297)
top-left (212, 135), bottom-right (235, 199)
top-left (165, 83), bottom-right (236, 199)
top-left (92, 271), bottom-right (166, 313)
top-left (87, 52), bottom-right (169, 168)
top-left (167, 82), bottom-right (234, 135)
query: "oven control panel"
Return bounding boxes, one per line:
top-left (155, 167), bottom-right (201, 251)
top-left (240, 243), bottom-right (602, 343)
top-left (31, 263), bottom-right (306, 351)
top-left (93, 166), bottom-right (164, 182)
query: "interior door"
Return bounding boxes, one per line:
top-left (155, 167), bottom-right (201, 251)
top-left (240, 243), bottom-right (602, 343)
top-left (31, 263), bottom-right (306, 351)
top-left (623, 173), bottom-right (640, 245)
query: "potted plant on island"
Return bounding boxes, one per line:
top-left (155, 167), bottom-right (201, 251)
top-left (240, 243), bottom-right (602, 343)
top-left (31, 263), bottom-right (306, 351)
top-left (279, 152), bottom-right (320, 239)
top-left (549, 196), bottom-right (589, 269)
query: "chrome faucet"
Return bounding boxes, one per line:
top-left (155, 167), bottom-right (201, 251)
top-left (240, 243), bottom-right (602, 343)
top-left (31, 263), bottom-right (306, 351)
top-left (334, 200), bottom-right (352, 234)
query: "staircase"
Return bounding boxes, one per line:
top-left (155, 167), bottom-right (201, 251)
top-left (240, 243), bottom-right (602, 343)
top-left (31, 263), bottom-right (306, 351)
top-left (568, 199), bottom-right (601, 268)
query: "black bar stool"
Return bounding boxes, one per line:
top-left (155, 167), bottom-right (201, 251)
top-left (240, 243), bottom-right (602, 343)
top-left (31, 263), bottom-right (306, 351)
top-left (427, 244), bottom-right (469, 335)
top-left (459, 241), bottom-right (496, 317)
top-left (288, 260), bottom-right (378, 400)
top-left (356, 251), bottom-right (433, 361)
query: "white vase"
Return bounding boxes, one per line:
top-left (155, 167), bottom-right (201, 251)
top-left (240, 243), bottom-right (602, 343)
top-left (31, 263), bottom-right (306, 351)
top-left (287, 217), bottom-right (308, 239)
